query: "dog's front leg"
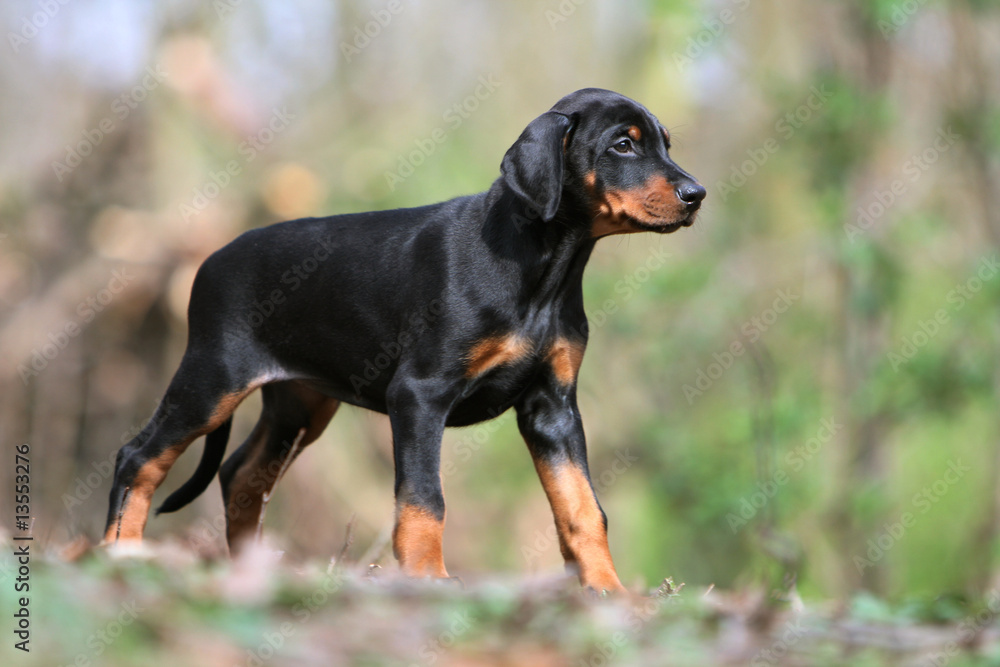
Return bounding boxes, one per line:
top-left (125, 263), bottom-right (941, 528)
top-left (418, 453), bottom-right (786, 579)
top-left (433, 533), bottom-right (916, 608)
top-left (515, 364), bottom-right (626, 594)
top-left (386, 376), bottom-right (452, 579)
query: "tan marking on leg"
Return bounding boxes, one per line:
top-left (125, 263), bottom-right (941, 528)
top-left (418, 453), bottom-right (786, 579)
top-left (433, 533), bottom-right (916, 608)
top-left (107, 387), bottom-right (263, 545)
top-left (534, 460), bottom-right (624, 593)
top-left (225, 391), bottom-right (340, 552)
top-left (465, 334), bottom-right (532, 378)
top-left (103, 445), bottom-right (190, 543)
top-left (547, 338), bottom-right (585, 386)
top-left (210, 374), bottom-right (282, 432)
top-left (209, 390), bottom-right (253, 430)
top-left (393, 504), bottom-right (448, 578)
top-left (224, 421), bottom-right (271, 550)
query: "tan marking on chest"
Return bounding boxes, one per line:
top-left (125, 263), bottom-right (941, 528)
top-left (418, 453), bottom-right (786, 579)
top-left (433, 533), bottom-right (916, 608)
top-left (548, 337), bottom-right (585, 386)
top-left (465, 334), bottom-right (532, 378)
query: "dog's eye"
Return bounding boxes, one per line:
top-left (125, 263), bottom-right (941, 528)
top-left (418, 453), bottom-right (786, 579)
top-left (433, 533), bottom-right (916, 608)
top-left (611, 139), bottom-right (634, 154)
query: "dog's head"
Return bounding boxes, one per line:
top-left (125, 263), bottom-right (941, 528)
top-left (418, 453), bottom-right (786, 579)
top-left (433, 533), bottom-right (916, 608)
top-left (501, 88), bottom-right (705, 237)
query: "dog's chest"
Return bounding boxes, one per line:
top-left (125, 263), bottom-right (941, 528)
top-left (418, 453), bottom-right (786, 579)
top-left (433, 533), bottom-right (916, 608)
top-left (451, 323), bottom-right (546, 398)
top-left (449, 350), bottom-right (538, 426)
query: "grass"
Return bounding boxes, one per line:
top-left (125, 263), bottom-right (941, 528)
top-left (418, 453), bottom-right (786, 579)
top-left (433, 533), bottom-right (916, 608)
top-left (3, 535), bottom-right (1000, 667)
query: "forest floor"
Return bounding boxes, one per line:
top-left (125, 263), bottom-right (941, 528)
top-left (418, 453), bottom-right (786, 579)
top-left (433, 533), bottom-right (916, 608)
top-left (3, 535), bottom-right (1000, 667)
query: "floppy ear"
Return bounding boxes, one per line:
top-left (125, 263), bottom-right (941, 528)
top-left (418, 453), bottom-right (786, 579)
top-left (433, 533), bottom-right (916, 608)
top-left (500, 111), bottom-right (573, 222)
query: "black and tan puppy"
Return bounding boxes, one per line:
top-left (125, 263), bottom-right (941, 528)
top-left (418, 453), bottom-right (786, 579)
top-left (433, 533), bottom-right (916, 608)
top-left (104, 88), bottom-right (705, 593)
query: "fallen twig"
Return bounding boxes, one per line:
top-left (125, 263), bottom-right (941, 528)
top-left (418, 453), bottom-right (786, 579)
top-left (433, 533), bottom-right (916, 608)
top-left (328, 513), bottom-right (357, 573)
top-left (255, 428), bottom-right (306, 543)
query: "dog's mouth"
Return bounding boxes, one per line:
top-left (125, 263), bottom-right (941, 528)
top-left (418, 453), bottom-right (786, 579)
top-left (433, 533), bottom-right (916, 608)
top-left (625, 206), bottom-right (699, 234)
top-left (621, 188), bottom-right (699, 233)
top-left (627, 218), bottom-right (686, 234)
top-left (590, 183), bottom-right (699, 238)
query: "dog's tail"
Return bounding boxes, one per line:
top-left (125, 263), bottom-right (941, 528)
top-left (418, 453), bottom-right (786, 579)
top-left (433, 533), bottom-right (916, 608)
top-left (155, 417), bottom-right (232, 515)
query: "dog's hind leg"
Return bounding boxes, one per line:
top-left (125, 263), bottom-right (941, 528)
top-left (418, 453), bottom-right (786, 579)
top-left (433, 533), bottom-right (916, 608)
top-left (103, 352), bottom-right (264, 545)
top-left (218, 381), bottom-right (340, 554)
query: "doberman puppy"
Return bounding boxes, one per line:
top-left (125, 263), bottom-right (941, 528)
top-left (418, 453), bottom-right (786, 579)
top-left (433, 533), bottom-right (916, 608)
top-left (104, 88), bottom-right (705, 593)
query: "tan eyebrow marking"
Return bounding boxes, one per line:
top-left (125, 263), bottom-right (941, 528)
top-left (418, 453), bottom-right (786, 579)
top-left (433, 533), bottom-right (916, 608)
top-left (627, 125), bottom-right (642, 141)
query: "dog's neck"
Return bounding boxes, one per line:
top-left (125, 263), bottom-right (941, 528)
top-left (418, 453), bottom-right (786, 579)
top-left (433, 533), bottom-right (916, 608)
top-left (479, 181), bottom-right (596, 305)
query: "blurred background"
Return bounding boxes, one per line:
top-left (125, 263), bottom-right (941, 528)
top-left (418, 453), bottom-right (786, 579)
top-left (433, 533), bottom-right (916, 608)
top-left (1, 0), bottom-right (998, 605)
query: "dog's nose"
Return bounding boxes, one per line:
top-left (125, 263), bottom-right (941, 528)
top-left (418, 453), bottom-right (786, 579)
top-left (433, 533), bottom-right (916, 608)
top-left (676, 182), bottom-right (707, 205)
